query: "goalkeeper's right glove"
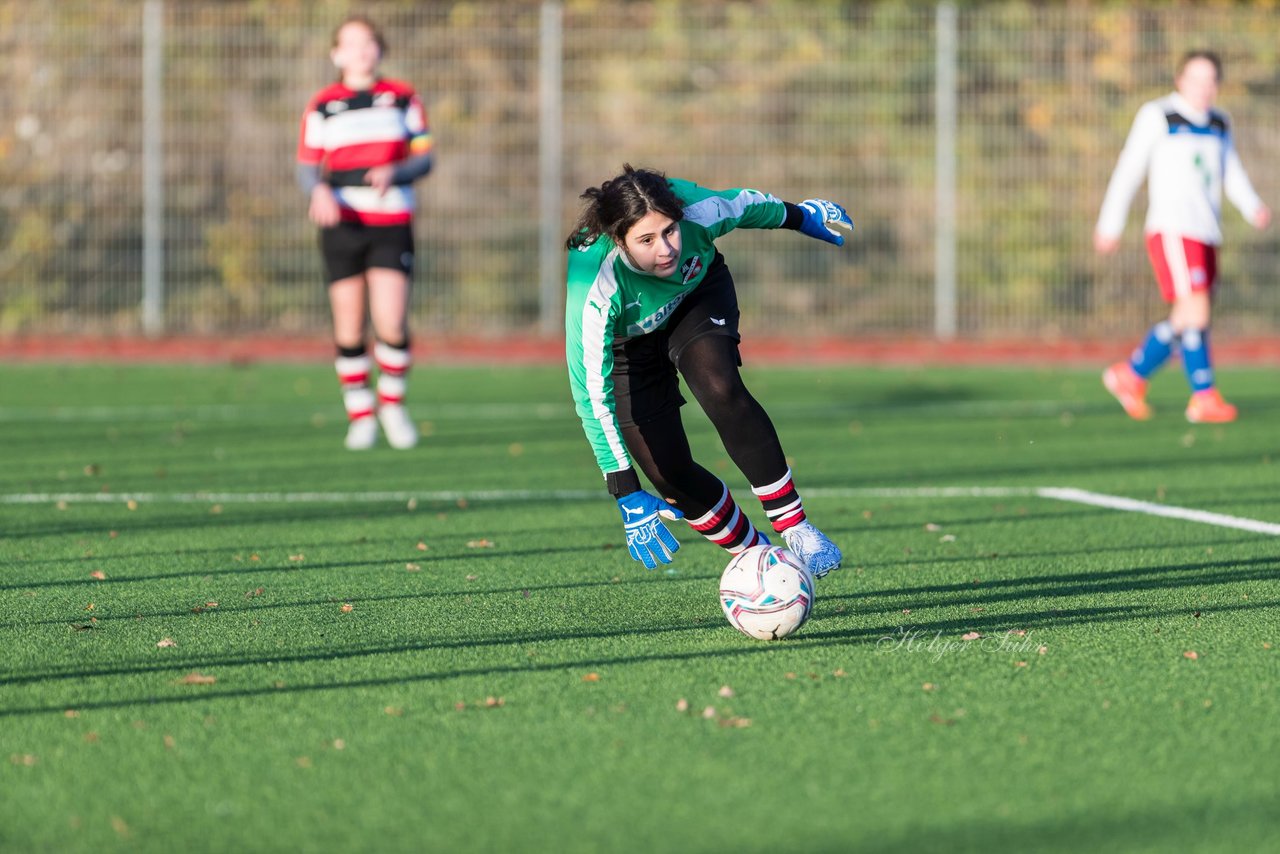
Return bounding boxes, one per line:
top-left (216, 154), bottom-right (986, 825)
top-left (617, 490), bottom-right (683, 569)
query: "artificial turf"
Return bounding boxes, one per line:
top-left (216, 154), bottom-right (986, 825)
top-left (1, 362), bottom-right (1276, 853)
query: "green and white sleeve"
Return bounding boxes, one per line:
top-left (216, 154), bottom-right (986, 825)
top-left (668, 177), bottom-right (788, 239)
top-left (565, 244), bottom-right (633, 479)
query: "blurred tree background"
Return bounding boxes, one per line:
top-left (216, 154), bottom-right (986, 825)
top-left (1, 0), bottom-right (1277, 338)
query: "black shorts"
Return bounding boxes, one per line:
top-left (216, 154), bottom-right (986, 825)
top-left (319, 222), bottom-right (415, 284)
top-left (611, 253), bottom-right (743, 428)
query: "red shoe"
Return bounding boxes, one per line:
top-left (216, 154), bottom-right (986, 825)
top-left (1102, 362), bottom-right (1152, 420)
top-left (1186, 388), bottom-right (1237, 423)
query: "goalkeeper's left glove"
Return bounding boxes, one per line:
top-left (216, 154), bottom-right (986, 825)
top-left (798, 199), bottom-right (855, 246)
top-left (617, 490), bottom-right (684, 569)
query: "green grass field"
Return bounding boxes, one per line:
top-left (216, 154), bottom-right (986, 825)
top-left (2, 362), bottom-right (1277, 853)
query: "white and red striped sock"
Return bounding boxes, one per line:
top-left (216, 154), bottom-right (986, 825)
top-left (688, 482), bottom-right (768, 554)
top-left (752, 468), bottom-right (807, 533)
top-left (335, 352), bottom-right (375, 421)
top-left (374, 341), bottom-right (412, 407)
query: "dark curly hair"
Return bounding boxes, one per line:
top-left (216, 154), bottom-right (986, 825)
top-left (566, 165), bottom-right (685, 249)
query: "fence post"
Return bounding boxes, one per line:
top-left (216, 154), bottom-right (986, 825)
top-left (141, 0), bottom-right (165, 336)
top-left (537, 1), bottom-right (564, 337)
top-left (934, 1), bottom-right (958, 339)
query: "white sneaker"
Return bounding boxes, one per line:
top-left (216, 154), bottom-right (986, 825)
top-left (378, 404), bottom-right (419, 450)
top-left (344, 415), bottom-right (378, 450)
top-left (782, 521), bottom-right (843, 578)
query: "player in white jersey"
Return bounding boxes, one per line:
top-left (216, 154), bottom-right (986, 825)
top-left (1095, 51), bottom-right (1270, 423)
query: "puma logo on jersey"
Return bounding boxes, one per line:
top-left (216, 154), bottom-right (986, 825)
top-left (587, 300), bottom-right (606, 315)
top-left (710, 317), bottom-right (726, 326)
top-left (625, 299), bottom-right (642, 310)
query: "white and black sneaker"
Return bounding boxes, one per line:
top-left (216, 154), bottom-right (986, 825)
top-left (782, 521), bottom-right (843, 578)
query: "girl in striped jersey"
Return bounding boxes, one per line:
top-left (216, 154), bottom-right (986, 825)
top-left (1095, 51), bottom-right (1270, 424)
top-left (297, 15), bottom-right (433, 449)
top-left (565, 166), bottom-right (853, 577)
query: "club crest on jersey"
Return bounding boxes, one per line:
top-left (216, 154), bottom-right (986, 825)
top-left (680, 256), bottom-right (703, 285)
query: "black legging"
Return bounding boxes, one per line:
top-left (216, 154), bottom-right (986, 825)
top-left (622, 334), bottom-right (788, 518)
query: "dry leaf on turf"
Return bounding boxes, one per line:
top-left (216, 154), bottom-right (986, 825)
top-left (466, 539), bottom-right (495, 549)
top-left (924, 523), bottom-right (941, 532)
top-left (675, 698), bottom-right (689, 712)
top-left (340, 603), bottom-right (353, 613)
top-left (701, 706), bottom-right (716, 719)
top-left (405, 563), bottom-right (421, 572)
top-left (1183, 650), bottom-right (1199, 660)
top-left (961, 631), bottom-right (981, 641)
top-left (484, 696), bottom-right (505, 708)
top-left (288, 554), bottom-right (304, 562)
top-left (582, 672), bottom-right (600, 682)
top-left (176, 672), bottom-right (216, 685)
top-left (89, 570), bottom-right (106, 580)
top-left (416, 541), bottom-right (427, 551)
top-left (156, 638), bottom-right (176, 648)
top-left (718, 685), bottom-right (735, 698)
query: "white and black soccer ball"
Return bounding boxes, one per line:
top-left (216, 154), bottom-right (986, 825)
top-left (719, 544), bottom-right (815, 640)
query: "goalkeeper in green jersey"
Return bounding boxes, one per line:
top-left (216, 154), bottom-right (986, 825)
top-left (565, 165), bottom-right (852, 576)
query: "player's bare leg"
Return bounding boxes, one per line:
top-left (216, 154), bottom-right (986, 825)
top-left (330, 275), bottom-right (378, 449)
top-left (368, 268), bottom-right (418, 448)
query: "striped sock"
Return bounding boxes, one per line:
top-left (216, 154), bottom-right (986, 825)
top-left (335, 351), bottom-right (375, 421)
top-left (752, 468), bottom-right (807, 533)
top-left (374, 341), bottom-right (412, 406)
top-left (687, 482), bottom-right (768, 554)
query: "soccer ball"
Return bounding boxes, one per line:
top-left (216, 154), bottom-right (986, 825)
top-left (719, 545), bottom-right (815, 640)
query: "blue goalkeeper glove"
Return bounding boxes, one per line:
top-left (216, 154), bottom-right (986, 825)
top-left (798, 199), bottom-right (855, 246)
top-left (616, 490), bottom-right (684, 569)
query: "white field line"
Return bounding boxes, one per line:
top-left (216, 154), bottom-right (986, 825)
top-left (4, 485), bottom-right (1277, 537)
top-left (1036, 487), bottom-right (1280, 536)
top-left (1, 487), bottom-right (1033, 505)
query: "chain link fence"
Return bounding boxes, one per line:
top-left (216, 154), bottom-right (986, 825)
top-left (2, 1), bottom-right (1278, 339)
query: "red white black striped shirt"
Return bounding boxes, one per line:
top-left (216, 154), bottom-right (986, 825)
top-left (298, 78), bottom-right (432, 226)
